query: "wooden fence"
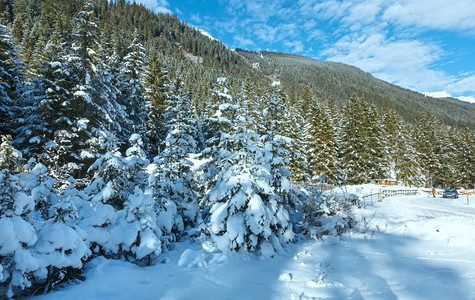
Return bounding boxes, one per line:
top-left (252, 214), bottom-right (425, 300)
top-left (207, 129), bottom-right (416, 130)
top-left (350, 188), bottom-right (474, 208)
top-left (354, 189), bottom-right (418, 208)
top-left (381, 189), bottom-right (418, 198)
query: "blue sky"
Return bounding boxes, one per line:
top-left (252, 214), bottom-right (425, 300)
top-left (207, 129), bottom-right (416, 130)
top-left (136, 0), bottom-right (475, 103)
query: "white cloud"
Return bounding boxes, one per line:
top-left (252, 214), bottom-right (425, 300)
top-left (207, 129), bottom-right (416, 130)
top-left (303, 19), bottom-right (317, 31)
top-left (297, 0), bottom-right (352, 21)
top-left (297, 0), bottom-right (475, 96)
top-left (277, 23), bottom-right (299, 41)
top-left (306, 29), bottom-right (325, 42)
top-left (383, 0), bottom-right (475, 33)
top-left (190, 13), bottom-right (202, 24)
top-left (297, 0), bottom-right (475, 34)
top-left (342, 0), bottom-right (382, 25)
top-left (253, 24), bottom-right (278, 43)
top-left (234, 35), bottom-right (255, 48)
top-left (225, 0), bottom-right (246, 14)
top-left (223, 0), bottom-right (287, 22)
top-left (321, 33), bottom-right (447, 91)
top-left (245, 1), bottom-right (267, 20)
top-left (215, 18), bottom-right (239, 35)
top-left (284, 41), bottom-right (304, 53)
top-left (156, 7), bottom-right (172, 14)
top-left (445, 73), bottom-right (475, 94)
top-left (457, 96), bottom-right (475, 104)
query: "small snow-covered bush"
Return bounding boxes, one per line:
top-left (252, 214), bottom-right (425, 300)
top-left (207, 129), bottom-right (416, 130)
top-left (27, 163), bottom-right (58, 220)
top-left (33, 220), bottom-right (91, 289)
top-left (301, 188), bottom-right (355, 239)
top-left (112, 188), bottom-right (162, 265)
top-left (86, 151), bottom-right (132, 210)
top-left (80, 186), bottom-right (163, 266)
top-left (0, 215), bottom-right (38, 298)
top-left (0, 164), bottom-right (92, 298)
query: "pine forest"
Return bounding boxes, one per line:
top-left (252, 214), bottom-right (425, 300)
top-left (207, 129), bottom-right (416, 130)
top-left (0, 0), bottom-right (474, 298)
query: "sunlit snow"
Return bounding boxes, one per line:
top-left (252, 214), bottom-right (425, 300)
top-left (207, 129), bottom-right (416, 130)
top-left (32, 187), bottom-right (475, 300)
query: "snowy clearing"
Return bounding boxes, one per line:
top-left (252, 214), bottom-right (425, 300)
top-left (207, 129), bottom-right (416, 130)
top-left (32, 191), bottom-right (475, 300)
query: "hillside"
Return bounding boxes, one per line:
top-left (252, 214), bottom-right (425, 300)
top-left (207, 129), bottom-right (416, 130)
top-left (5, 0), bottom-right (473, 129)
top-left (236, 50), bottom-right (475, 128)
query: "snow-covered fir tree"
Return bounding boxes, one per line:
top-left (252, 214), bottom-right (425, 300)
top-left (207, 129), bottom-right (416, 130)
top-left (86, 133), bottom-right (131, 210)
top-left (29, 1), bottom-right (113, 178)
top-left (20, 37), bottom-right (66, 156)
top-left (413, 112), bottom-right (441, 187)
top-left (392, 122), bottom-right (423, 187)
top-left (201, 83), bottom-right (296, 256)
top-left (145, 49), bottom-right (170, 154)
top-left (434, 127), bottom-right (458, 188)
top-left (117, 29), bottom-right (148, 147)
top-left (87, 134), bottom-right (146, 211)
top-left (125, 134), bottom-right (149, 189)
top-left (0, 170), bottom-right (37, 299)
top-left (305, 102), bottom-right (340, 186)
top-left (340, 95), bottom-right (389, 184)
top-left (28, 163), bottom-right (58, 220)
top-left (283, 105), bottom-right (308, 184)
top-left (0, 23), bottom-right (26, 137)
top-left (204, 137), bottom-right (289, 256)
top-left (0, 135), bottom-right (25, 217)
top-left (199, 77), bottom-right (237, 194)
top-left (454, 126), bottom-right (475, 188)
top-left (149, 79), bottom-right (200, 238)
top-left (258, 85), bottom-right (299, 209)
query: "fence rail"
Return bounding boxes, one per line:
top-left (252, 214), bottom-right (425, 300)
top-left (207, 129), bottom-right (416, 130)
top-left (349, 188), bottom-right (474, 208)
top-left (381, 189), bottom-right (418, 198)
top-left (353, 189), bottom-right (418, 208)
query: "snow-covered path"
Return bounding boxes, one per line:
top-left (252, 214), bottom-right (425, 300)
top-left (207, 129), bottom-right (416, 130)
top-left (33, 193), bottom-right (475, 300)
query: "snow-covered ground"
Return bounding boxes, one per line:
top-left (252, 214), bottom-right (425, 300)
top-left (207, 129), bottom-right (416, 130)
top-left (33, 189), bottom-right (475, 300)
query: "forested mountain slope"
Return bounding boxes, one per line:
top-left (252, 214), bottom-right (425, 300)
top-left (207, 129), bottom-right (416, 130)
top-left (236, 50), bottom-right (475, 128)
top-left (3, 0), bottom-right (473, 128)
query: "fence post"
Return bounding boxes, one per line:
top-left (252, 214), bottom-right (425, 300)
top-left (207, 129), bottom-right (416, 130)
top-left (467, 188), bottom-right (470, 205)
top-left (378, 191), bottom-right (382, 202)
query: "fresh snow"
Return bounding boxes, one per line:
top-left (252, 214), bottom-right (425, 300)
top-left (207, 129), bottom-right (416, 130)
top-left (197, 29), bottom-right (217, 41)
top-left (31, 187), bottom-right (475, 300)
